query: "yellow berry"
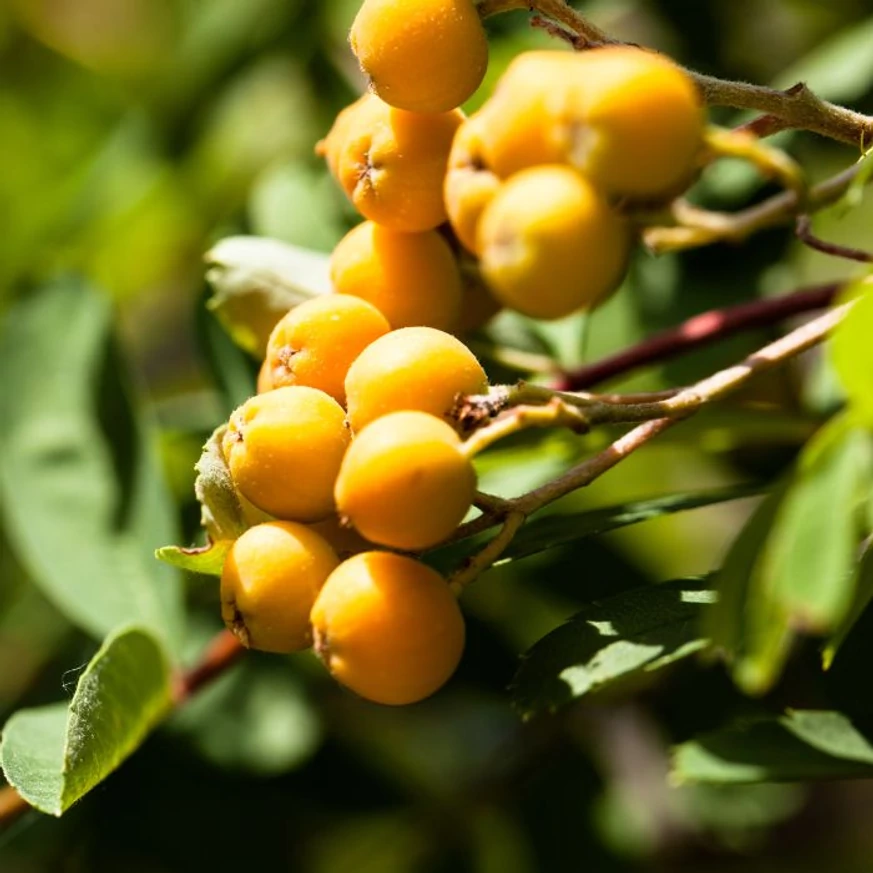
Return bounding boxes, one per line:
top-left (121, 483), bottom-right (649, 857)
top-left (330, 221), bottom-right (462, 331)
top-left (335, 411), bottom-right (476, 550)
top-left (350, 0), bottom-right (488, 114)
top-left (453, 271), bottom-right (502, 334)
top-left (265, 294), bottom-right (390, 405)
top-left (311, 551), bottom-right (465, 705)
top-left (256, 359), bottom-right (273, 394)
top-left (221, 521), bottom-right (339, 653)
top-left (344, 326), bottom-right (488, 431)
top-left (307, 515), bottom-right (374, 560)
top-left (320, 93), bottom-right (463, 232)
top-left (444, 114), bottom-right (502, 254)
top-left (480, 47), bottom-right (704, 198)
top-left (223, 386), bottom-right (350, 521)
top-left (478, 165), bottom-right (631, 320)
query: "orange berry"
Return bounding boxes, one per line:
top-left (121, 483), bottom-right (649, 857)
top-left (480, 47), bottom-right (705, 199)
top-left (223, 386), bottom-right (350, 521)
top-left (350, 0), bottom-right (488, 114)
top-left (344, 326), bottom-right (488, 431)
top-left (453, 270), bottom-right (501, 334)
top-left (256, 359), bottom-right (273, 394)
top-left (307, 515), bottom-right (374, 560)
top-left (330, 221), bottom-right (462, 331)
top-left (335, 411), bottom-right (476, 550)
top-left (478, 165), bottom-right (631, 320)
top-left (444, 114), bottom-right (502, 254)
top-left (221, 521), bottom-right (339, 653)
top-left (265, 294), bottom-right (390, 405)
top-left (320, 93), bottom-right (463, 232)
top-left (311, 551), bottom-right (465, 705)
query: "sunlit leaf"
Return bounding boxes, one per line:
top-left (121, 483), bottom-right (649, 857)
top-left (0, 626), bottom-right (173, 816)
top-left (831, 275), bottom-right (873, 425)
top-left (512, 578), bottom-right (715, 717)
top-left (155, 540), bottom-right (232, 577)
top-left (672, 710), bottom-right (873, 784)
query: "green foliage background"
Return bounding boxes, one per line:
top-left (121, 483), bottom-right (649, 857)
top-left (1, 0), bottom-right (873, 870)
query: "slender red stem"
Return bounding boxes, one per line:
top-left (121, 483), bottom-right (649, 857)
top-left (552, 283), bottom-right (840, 391)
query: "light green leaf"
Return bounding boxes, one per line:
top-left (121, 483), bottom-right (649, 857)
top-left (824, 543), bottom-right (873, 668)
top-left (193, 424), bottom-right (250, 544)
top-left (831, 276), bottom-right (873, 425)
top-left (511, 579), bottom-right (715, 717)
top-left (155, 540), bottom-right (232, 577)
top-left (205, 235), bottom-right (331, 355)
top-left (0, 279), bottom-right (184, 652)
top-left (0, 626), bottom-right (173, 816)
top-left (672, 710), bottom-right (873, 785)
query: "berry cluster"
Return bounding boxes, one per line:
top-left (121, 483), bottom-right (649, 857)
top-left (218, 0), bottom-right (709, 707)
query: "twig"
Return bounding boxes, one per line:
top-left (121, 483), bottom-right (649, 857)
top-left (552, 283), bottom-right (840, 390)
top-left (449, 511), bottom-right (526, 594)
top-left (1, 630), bottom-right (247, 827)
top-left (795, 216), bottom-right (873, 263)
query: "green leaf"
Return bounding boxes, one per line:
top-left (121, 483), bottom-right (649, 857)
top-left (831, 275), bottom-right (873, 425)
top-left (204, 235), bottom-right (331, 356)
top-left (671, 710), bottom-right (873, 785)
top-left (708, 419), bottom-right (872, 695)
top-left (169, 657), bottom-right (320, 775)
top-left (511, 578), bottom-right (715, 717)
top-left (429, 485), bottom-right (763, 575)
top-left (0, 626), bottom-right (173, 815)
top-left (155, 540), bottom-right (232, 577)
top-left (0, 279), bottom-right (184, 652)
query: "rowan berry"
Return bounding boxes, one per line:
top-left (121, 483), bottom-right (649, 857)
top-left (223, 386), bottom-right (350, 521)
top-left (330, 221), bottom-right (462, 331)
top-left (220, 521), bottom-right (339, 653)
top-left (349, 0), bottom-right (488, 114)
top-left (344, 326), bottom-right (488, 432)
top-left (311, 551), bottom-right (465, 705)
top-left (478, 165), bottom-right (631, 319)
top-left (265, 294), bottom-right (390, 405)
top-left (335, 411), bottom-right (476, 550)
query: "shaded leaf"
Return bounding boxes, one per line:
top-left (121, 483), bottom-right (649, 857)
top-left (0, 279), bottom-right (184, 651)
top-left (0, 626), bottom-right (173, 816)
top-left (170, 657), bottom-right (320, 775)
top-left (204, 235), bottom-right (331, 355)
top-left (429, 485), bottom-right (763, 575)
top-left (671, 710), bottom-right (873, 785)
top-left (512, 578), bottom-right (715, 717)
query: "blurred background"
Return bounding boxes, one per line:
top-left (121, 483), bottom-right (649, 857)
top-left (1, 0), bottom-right (873, 870)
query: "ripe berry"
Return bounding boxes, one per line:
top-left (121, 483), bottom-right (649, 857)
top-left (344, 326), bottom-right (488, 432)
top-left (311, 551), bottom-right (465, 705)
top-left (444, 114), bottom-right (502, 255)
top-left (349, 0), bottom-right (488, 114)
top-left (318, 93), bottom-right (463, 232)
top-left (480, 47), bottom-right (704, 199)
top-left (335, 411), bottom-right (476, 550)
top-left (221, 521), bottom-right (339, 653)
top-left (265, 294), bottom-right (390, 404)
top-left (478, 165), bottom-right (631, 320)
top-left (223, 386), bottom-right (350, 521)
top-left (330, 221), bottom-right (463, 331)
top-left (256, 359), bottom-right (273, 394)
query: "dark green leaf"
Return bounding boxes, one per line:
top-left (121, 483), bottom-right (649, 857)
top-left (671, 710), bottom-right (873, 785)
top-left (429, 485), bottom-right (763, 575)
top-left (204, 235), bottom-right (331, 356)
top-left (0, 626), bottom-right (173, 815)
top-left (512, 578), bottom-right (715, 717)
top-left (0, 279), bottom-right (184, 651)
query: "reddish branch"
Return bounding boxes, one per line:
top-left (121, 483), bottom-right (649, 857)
top-left (552, 283), bottom-right (840, 391)
top-left (795, 216), bottom-right (873, 263)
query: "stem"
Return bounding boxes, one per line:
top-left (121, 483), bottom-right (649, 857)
top-left (449, 511), bottom-right (526, 594)
top-left (1, 630), bottom-right (247, 827)
top-left (795, 215), bottom-right (873, 263)
top-left (553, 283), bottom-right (840, 390)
